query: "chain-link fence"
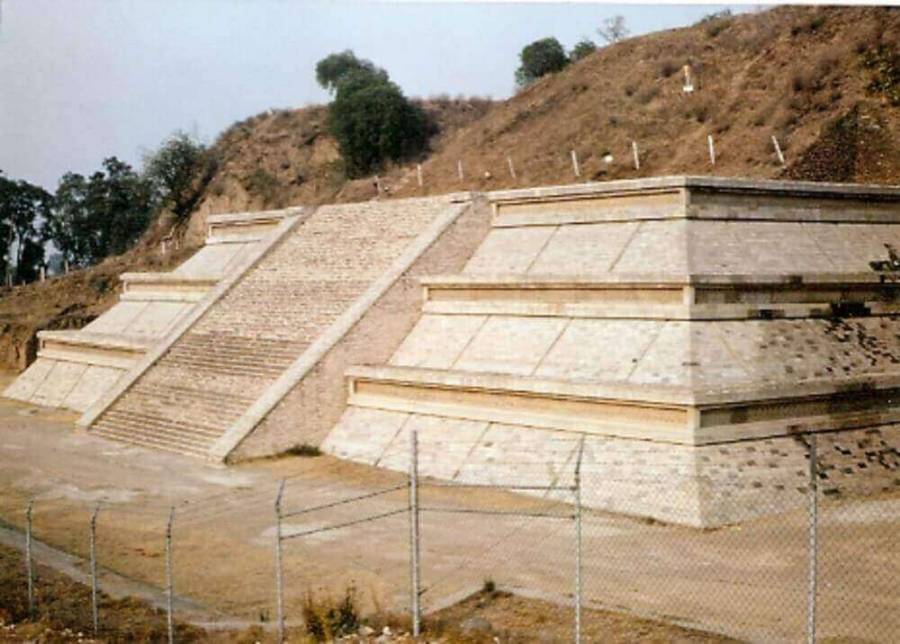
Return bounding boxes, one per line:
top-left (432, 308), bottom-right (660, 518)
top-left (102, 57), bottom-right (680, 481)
top-left (9, 428), bottom-right (899, 642)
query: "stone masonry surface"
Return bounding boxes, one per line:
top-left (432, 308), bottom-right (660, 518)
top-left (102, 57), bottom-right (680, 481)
top-left (90, 197), bottom-right (463, 456)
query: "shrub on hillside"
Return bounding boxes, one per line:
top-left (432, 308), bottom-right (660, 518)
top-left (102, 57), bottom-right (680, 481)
top-left (143, 132), bottom-right (216, 220)
top-left (570, 39), bottom-right (597, 62)
top-left (327, 71), bottom-right (430, 177)
top-left (515, 38), bottom-right (570, 88)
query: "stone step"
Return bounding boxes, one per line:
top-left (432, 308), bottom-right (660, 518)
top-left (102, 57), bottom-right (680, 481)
top-left (100, 406), bottom-right (228, 438)
top-left (93, 422), bottom-right (216, 453)
top-left (92, 424), bottom-right (212, 458)
top-left (119, 273), bottom-right (217, 303)
top-left (124, 381), bottom-right (254, 411)
top-left (420, 273), bottom-right (900, 320)
top-left (37, 331), bottom-right (152, 370)
top-left (206, 207), bottom-right (300, 242)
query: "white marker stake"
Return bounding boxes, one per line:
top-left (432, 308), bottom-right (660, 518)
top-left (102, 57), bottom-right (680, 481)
top-left (632, 141), bottom-right (640, 170)
top-left (374, 175), bottom-right (381, 194)
top-left (457, 160), bottom-right (464, 181)
top-left (39, 266), bottom-right (45, 282)
top-left (683, 65), bottom-right (694, 93)
top-left (708, 135), bottom-right (716, 166)
top-left (416, 164), bottom-right (423, 187)
top-left (507, 156), bottom-right (517, 180)
top-left (772, 135), bottom-right (786, 166)
top-left (571, 150), bottom-right (581, 178)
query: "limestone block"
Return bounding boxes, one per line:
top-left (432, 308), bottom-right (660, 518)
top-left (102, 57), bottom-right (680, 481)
top-left (173, 243), bottom-right (247, 278)
top-left (464, 227), bottom-right (556, 274)
top-left (377, 414), bottom-right (489, 479)
top-left (322, 407), bottom-right (410, 465)
top-left (534, 319), bottom-right (662, 383)
top-left (3, 357), bottom-right (56, 401)
top-left (121, 301), bottom-right (194, 338)
top-left (455, 423), bottom-right (581, 489)
top-left (29, 361), bottom-right (88, 408)
top-left (452, 316), bottom-right (568, 376)
top-left (527, 222), bottom-right (639, 275)
top-left (390, 314), bottom-right (487, 370)
top-left (62, 365), bottom-right (127, 412)
top-left (83, 302), bottom-right (149, 335)
top-left (611, 220), bottom-right (690, 274)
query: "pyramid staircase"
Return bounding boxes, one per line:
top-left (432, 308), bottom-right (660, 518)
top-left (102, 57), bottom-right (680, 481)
top-left (3, 208), bottom-right (297, 413)
top-left (323, 177), bottom-right (900, 525)
top-left (80, 195), bottom-right (489, 458)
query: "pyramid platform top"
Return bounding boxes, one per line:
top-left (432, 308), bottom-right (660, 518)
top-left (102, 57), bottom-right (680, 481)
top-left (487, 176), bottom-right (900, 204)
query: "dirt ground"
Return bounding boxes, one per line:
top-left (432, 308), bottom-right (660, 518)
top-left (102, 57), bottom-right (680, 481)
top-left (0, 542), bottom-right (737, 643)
top-left (0, 371), bottom-right (897, 643)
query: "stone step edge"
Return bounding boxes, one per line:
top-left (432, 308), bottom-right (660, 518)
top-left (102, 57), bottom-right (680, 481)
top-left (37, 330), bottom-right (154, 353)
top-left (37, 332), bottom-right (150, 370)
top-left (92, 427), bottom-right (211, 458)
top-left (93, 424), bottom-right (218, 453)
top-left (420, 273), bottom-right (900, 321)
top-left (345, 365), bottom-right (900, 445)
top-left (486, 176), bottom-right (900, 228)
top-left (93, 421), bottom-right (217, 449)
top-left (486, 175), bottom-right (900, 205)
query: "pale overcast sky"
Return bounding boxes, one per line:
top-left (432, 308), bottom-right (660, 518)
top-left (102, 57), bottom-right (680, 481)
top-left (0, 1), bottom-right (746, 190)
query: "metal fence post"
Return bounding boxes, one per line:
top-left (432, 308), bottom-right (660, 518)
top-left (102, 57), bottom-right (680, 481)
top-left (165, 507), bottom-right (175, 644)
top-left (275, 480), bottom-right (286, 644)
top-left (25, 499), bottom-right (34, 618)
top-left (409, 428), bottom-right (421, 638)
top-left (574, 438), bottom-right (585, 644)
top-left (806, 434), bottom-right (818, 644)
top-left (90, 504), bottom-right (100, 636)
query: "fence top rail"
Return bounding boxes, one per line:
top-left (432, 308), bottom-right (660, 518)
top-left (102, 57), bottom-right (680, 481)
top-left (281, 483), bottom-right (408, 518)
top-left (281, 507), bottom-right (408, 540)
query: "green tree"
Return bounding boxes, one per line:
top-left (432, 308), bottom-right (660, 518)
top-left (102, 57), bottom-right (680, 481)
top-left (0, 173), bottom-right (53, 284)
top-left (570, 39), bottom-right (597, 62)
top-left (47, 157), bottom-right (153, 268)
top-left (143, 131), bottom-right (214, 220)
top-left (327, 71), bottom-right (430, 177)
top-left (315, 50), bottom-right (386, 94)
top-left (515, 38), bottom-right (569, 88)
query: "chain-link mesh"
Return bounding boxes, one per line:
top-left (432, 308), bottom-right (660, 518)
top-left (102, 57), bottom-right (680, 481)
top-left (5, 428), bottom-right (898, 642)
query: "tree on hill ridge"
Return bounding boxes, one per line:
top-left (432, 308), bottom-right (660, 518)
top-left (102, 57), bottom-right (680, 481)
top-left (319, 51), bottom-right (430, 178)
top-left (515, 37), bottom-right (570, 88)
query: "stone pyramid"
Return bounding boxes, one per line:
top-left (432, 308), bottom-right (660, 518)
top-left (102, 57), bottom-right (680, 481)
top-left (323, 177), bottom-right (900, 526)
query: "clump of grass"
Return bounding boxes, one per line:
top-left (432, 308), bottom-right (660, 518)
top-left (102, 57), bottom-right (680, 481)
top-left (284, 443), bottom-right (322, 457)
top-left (636, 86), bottom-right (660, 105)
top-left (302, 586), bottom-right (361, 641)
top-left (242, 168), bottom-right (281, 203)
top-left (863, 44), bottom-right (900, 106)
top-left (658, 59), bottom-right (679, 78)
top-left (791, 12), bottom-right (826, 37)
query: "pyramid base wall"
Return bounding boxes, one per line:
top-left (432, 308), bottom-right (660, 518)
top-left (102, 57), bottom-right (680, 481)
top-left (323, 408), bottom-right (900, 527)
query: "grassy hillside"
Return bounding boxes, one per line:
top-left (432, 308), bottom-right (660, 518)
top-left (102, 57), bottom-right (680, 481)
top-left (2, 5), bottom-right (898, 372)
top-left (193, 5), bottom-right (899, 219)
